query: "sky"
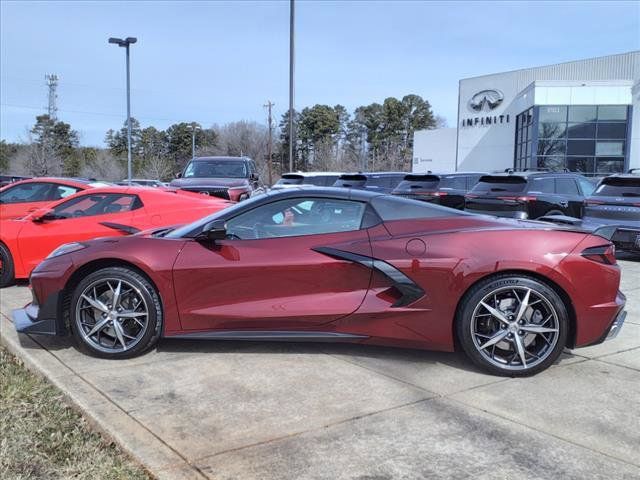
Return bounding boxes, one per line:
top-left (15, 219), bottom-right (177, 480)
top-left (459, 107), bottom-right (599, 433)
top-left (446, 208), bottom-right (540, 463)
top-left (1, 0), bottom-right (638, 147)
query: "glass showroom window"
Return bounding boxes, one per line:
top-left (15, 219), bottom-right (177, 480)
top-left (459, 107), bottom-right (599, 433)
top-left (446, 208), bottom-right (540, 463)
top-left (532, 105), bottom-right (629, 176)
top-left (514, 108), bottom-right (534, 171)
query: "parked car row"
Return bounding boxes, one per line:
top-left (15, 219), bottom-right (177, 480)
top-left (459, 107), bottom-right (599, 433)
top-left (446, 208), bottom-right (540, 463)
top-left (0, 181), bottom-right (231, 287)
top-left (273, 168), bottom-right (639, 254)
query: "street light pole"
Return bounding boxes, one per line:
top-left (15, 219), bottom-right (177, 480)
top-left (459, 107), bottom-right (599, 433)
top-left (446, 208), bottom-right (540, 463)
top-left (288, 0), bottom-right (295, 172)
top-left (109, 36), bottom-right (137, 185)
top-left (189, 122), bottom-right (201, 159)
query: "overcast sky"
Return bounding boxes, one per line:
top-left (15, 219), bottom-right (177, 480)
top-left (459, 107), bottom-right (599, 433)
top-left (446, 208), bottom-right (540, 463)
top-left (1, 0), bottom-right (638, 146)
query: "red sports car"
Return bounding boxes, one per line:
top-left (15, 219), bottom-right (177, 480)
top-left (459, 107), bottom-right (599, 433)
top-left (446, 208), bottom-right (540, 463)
top-left (12, 188), bottom-right (626, 376)
top-left (0, 186), bottom-right (231, 287)
top-left (0, 177), bottom-right (107, 221)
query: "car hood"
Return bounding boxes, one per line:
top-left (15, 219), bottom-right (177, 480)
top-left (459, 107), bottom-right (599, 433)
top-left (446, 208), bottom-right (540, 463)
top-left (170, 178), bottom-right (249, 188)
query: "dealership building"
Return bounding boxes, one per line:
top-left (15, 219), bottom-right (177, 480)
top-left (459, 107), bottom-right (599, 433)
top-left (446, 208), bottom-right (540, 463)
top-left (413, 51), bottom-right (640, 176)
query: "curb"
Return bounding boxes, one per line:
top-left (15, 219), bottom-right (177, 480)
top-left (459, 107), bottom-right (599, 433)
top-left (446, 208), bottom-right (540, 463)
top-left (0, 313), bottom-right (209, 480)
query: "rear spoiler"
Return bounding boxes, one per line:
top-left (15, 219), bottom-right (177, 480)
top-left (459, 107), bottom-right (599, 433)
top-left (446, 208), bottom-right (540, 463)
top-left (539, 215), bottom-right (633, 242)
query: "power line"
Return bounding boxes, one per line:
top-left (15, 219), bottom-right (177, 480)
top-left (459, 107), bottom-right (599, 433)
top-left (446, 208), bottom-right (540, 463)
top-left (0, 102), bottom-right (212, 125)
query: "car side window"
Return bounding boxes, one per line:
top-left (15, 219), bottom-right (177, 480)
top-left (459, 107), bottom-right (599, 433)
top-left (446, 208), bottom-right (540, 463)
top-left (555, 177), bottom-right (580, 195)
top-left (440, 176), bottom-right (467, 190)
top-left (578, 178), bottom-right (595, 196)
top-left (51, 185), bottom-right (81, 200)
top-left (0, 182), bottom-right (54, 204)
top-left (52, 194), bottom-right (141, 219)
top-left (528, 177), bottom-right (554, 194)
top-left (467, 175), bottom-right (482, 190)
top-left (225, 197), bottom-right (366, 240)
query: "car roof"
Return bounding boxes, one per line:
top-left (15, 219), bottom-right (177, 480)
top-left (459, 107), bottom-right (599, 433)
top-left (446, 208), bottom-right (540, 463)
top-left (263, 186), bottom-right (384, 202)
top-left (403, 172), bottom-right (485, 179)
top-left (603, 173), bottom-right (639, 180)
top-left (190, 156), bottom-right (251, 162)
top-left (0, 177), bottom-right (95, 189)
top-left (484, 170), bottom-right (583, 179)
top-left (281, 171), bottom-right (343, 177)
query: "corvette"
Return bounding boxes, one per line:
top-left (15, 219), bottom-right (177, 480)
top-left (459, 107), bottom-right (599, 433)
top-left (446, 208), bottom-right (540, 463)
top-left (13, 188), bottom-right (626, 376)
top-left (0, 186), bottom-right (231, 287)
top-left (0, 177), bottom-right (106, 221)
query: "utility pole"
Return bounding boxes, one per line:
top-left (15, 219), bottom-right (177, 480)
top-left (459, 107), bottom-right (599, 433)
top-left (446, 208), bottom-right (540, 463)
top-left (264, 101), bottom-right (274, 186)
top-left (288, 0), bottom-right (295, 172)
top-left (189, 122), bottom-right (201, 159)
top-left (45, 74), bottom-right (58, 119)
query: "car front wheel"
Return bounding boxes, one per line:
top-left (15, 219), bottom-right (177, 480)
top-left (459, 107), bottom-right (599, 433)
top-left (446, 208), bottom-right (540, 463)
top-left (69, 266), bottom-right (162, 358)
top-left (0, 243), bottom-right (15, 288)
top-left (457, 274), bottom-right (568, 376)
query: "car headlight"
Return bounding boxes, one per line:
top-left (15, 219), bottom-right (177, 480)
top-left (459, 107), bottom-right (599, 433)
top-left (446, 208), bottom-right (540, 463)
top-left (46, 242), bottom-right (87, 259)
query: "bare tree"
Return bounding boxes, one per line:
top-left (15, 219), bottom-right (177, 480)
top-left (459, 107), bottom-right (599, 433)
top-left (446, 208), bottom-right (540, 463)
top-left (140, 155), bottom-right (173, 181)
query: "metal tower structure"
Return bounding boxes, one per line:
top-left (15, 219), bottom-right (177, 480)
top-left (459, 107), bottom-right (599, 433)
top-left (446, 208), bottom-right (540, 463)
top-left (45, 74), bottom-right (59, 119)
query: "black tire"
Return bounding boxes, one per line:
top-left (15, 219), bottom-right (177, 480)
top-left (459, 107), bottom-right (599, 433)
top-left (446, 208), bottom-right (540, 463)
top-left (0, 242), bottom-right (15, 288)
top-left (69, 266), bottom-right (162, 359)
top-left (456, 274), bottom-right (568, 377)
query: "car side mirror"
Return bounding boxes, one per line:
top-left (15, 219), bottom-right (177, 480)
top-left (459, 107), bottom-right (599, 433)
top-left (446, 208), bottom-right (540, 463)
top-left (200, 219), bottom-right (227, 242)
top-left (31, 208), bottom-right (55, 222)
top-left (175, 171), bottom-right (182, 179)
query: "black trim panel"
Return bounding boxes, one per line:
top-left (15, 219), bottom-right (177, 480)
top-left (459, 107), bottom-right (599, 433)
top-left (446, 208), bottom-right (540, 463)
top-left (99, 222), bottom-right (141, 235)
top-left (312, 246), bottom-right (425, 307)
top-left (169, 331), bottom-right (368, 341)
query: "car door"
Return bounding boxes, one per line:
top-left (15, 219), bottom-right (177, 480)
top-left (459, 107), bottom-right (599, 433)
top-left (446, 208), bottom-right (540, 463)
top-left (527, 176), bottom-right (557, 218)
top-left (0, 182), bottom-right (57, 220)
top-left (172, 196), bottom-right (374, 331)
top-left (555, 177), bottom-right (584, 217)
top-left (16, 193), bottom-right (139, 273)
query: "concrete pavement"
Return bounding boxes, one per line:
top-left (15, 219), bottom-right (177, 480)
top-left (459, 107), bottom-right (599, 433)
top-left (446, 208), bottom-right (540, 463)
top-left (1, 261), bottom-right (639, 479)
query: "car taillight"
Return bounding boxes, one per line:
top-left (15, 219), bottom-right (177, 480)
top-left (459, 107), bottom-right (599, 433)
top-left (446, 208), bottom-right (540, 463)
top-left (581, 244), bottom-right (617, 265)
top-left (430, 191), bottom-right (448, 197)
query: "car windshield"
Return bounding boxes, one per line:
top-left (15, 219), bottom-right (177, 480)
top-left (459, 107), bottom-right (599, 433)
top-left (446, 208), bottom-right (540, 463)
top-left (183, 160), bottom-right (247, 178)
top-left (471, 176), bottom-right (527, 194)
top-left (594, 178), bottom-right (640, 197)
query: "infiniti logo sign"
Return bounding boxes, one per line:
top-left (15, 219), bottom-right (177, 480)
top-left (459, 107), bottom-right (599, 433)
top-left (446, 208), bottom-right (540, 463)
top-left (469, 89), bottom-right (504, 111)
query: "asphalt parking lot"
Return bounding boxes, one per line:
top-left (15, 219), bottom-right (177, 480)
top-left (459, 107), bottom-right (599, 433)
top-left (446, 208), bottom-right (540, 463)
top-left (1, 261), bottom-right (639, 480)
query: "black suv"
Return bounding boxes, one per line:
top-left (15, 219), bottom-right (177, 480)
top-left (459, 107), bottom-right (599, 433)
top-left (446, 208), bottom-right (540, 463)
top-left (332, 172), bottom-right (406, 194)
top-left (170, 156), bottom-right (263, 202)
top-left (464, 169), bottom-right (595, 219)
top-left (581, 172), bottom-right (640, 253)
top-left (391, 172), bottom-right (484, 210)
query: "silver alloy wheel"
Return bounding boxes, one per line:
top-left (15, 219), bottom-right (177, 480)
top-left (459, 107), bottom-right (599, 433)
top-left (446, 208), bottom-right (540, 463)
top-left (75, 278), bottom-right (149, 354)
top-left (470, 286), bottom-right (560, 371)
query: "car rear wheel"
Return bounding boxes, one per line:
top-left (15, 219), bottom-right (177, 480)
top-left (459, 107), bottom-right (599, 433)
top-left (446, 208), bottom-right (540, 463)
top-left (0, 243), bottom-right (15, 288)
top-left (69, 267), bottom-right (162, 358)
top-left (457, 274), bottom-right (568, 376)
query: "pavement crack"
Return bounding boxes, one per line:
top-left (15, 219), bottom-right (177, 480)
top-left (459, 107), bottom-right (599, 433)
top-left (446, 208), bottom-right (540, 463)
top-left (192, 396), bottom-right (436, 463)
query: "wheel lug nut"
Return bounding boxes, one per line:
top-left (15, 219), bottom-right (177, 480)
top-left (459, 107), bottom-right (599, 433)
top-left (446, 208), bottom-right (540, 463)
top-left (518, 331), bottom-right (524, 336)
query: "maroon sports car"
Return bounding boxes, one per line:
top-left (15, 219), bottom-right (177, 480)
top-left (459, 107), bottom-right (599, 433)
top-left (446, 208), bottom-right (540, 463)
top-left (13, 188), bottom-right (626, 376)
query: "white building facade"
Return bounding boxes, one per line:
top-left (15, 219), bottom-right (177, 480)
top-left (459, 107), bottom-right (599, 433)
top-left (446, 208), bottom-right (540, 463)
top-left (413, 51), bottom-right (640, 176)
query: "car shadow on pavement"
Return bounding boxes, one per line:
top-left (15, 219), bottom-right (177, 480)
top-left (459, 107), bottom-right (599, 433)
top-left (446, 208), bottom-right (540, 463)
top-left (156, 337), bottom-right (488, 375)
